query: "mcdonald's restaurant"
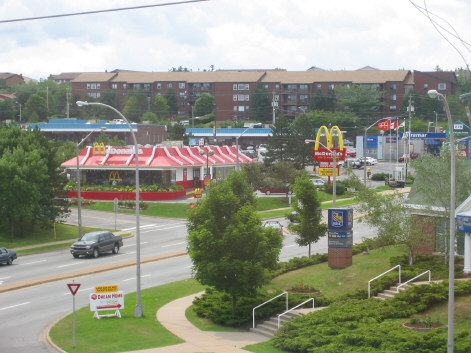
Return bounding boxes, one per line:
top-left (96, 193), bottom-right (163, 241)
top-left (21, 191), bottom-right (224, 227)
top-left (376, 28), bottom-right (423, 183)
top-left (60, 143), bottom-right (253, 200)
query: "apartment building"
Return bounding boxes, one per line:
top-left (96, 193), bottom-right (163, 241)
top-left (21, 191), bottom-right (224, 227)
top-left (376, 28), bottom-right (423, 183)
top-left (68, 68), bottom-right (459, 122)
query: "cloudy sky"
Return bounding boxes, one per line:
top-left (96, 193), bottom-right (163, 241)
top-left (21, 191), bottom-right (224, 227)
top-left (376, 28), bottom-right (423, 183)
top-left (1, 0), bottom-right (470, 80)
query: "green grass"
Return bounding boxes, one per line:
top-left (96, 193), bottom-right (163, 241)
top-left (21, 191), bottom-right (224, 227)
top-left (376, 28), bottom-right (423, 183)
top-left (46, 246), bottom-right (471, 353)
top-left (49, 279), bottom-right (205, 353)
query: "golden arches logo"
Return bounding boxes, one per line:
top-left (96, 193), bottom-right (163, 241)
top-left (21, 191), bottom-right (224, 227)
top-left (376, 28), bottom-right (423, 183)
top-left (312, 125), bottom-right (346, 162)
top-left (108, 171), bottom-right (121, 184)
top-left (92, 142), bottom-right (106, 155)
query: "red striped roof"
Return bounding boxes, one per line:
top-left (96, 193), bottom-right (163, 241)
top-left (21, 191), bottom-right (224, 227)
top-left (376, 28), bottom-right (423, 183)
top-left (61, 145), bottom-right (253, 169)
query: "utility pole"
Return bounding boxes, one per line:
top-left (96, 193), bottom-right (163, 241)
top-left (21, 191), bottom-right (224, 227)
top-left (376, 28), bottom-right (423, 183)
top-left (272, 91), bottom-right (277, 124)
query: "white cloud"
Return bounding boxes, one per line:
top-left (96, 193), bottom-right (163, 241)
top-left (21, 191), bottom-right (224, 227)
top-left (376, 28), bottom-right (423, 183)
top-left (0, 0), bottom-right (470, 80)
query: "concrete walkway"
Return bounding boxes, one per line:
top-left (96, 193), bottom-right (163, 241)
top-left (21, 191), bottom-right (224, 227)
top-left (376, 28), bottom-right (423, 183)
top-left (127, 292), bottom-right (270, 353)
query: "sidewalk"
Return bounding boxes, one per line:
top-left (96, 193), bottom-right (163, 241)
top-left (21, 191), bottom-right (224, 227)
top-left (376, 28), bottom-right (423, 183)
top-left (126, 292), bottom-right (270, 353)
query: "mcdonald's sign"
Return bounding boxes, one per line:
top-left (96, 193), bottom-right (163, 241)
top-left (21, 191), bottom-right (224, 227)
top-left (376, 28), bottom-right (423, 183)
top-left (92, 142), bottom-right (107, 155)
top-left (312, 125), bottom-right (346, 162)
top-left (108, 171), bottom-right (121, 184)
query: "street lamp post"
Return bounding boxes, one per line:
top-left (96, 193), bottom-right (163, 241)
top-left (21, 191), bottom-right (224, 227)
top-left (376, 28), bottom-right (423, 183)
top-left (427, 89), bottom-right (455, 353)
top-left (199, 149), bottom-right (214, 177)
top-left (363, 118), bottom-right (390, 187)
top-left (305, 139), bottom-right (337, 207)
top-left (76, 101), bottom-right (143, 318)
top-left (236, 123), bottom-right (260, 171)
top-left (76, 128), bottom-right (105, 239)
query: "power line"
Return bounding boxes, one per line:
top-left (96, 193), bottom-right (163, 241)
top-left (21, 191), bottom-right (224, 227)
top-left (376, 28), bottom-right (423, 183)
top-left (0, 0), bottom-right (210, 24)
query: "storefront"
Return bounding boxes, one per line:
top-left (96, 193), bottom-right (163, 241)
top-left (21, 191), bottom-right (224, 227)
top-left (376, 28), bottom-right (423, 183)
top-left (61, 144), bottom-right (253, 200)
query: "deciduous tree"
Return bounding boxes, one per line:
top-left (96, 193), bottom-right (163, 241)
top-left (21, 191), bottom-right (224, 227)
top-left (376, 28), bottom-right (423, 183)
top-left (187, 171), bottom-right (282, 313)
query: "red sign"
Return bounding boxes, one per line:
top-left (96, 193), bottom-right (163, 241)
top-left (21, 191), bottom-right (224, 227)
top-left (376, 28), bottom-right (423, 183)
top-left (67, 283), bottom-right (81, 296)
top-left (312, 147), bottom-right (346, 162)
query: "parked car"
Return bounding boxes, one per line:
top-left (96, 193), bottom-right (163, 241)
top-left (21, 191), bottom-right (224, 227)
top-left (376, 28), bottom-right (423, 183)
top-left (310, 178), bottom-right (326, 188)
top-left (0, 247), bottom-right (17, 265)
top-left (398, 152), bottom-right (419, 162)
top-left (70, 230), bottom-right (123, 258)
top-left (346, 148), bottom-right (356, 157)
top-left (263, 220), bottom-right (284, 236)
top-left (353, 157), bottom-right (378, 167)
top-left (343, 139), bottom-right (354, 147)
top-left (259, 185), bottom-right (292, 195)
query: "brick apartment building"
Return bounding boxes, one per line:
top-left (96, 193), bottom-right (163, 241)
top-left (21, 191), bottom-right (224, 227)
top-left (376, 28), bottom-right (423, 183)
top-left (62, 68), bottom-right (459, 123)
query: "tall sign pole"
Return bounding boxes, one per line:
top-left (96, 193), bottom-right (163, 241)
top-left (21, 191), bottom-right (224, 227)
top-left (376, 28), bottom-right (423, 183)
top-left (67, 281), bottom-right (81, 348)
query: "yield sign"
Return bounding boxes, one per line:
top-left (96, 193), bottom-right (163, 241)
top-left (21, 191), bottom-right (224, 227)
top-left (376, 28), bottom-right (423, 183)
top-left (67, 283), bottom-right (81, 296)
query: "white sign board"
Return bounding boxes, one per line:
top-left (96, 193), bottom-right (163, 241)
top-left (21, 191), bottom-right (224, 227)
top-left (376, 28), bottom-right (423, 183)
top-left (90, 291), bottom-right (124, 311)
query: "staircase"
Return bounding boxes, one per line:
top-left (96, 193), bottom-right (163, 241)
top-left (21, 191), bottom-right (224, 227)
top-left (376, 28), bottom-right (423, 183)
top-left (250, 308), bottom-right (323, 338)
top-left (374, 284), bottom-right (409, 300)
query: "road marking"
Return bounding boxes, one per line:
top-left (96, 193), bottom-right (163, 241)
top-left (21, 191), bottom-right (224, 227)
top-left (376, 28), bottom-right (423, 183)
top-left (19, 259), bottom-right (47, 265)
top-left (162, 241), bottom-right (186, 248)
top-left (122, 223), bottom-right (185, 232)
top-left (0, 302), bottom-right (30, 311)
top-left (57, 262), bottom-right (86, 269)
top-left (122, 274), bottom-right (151, 282)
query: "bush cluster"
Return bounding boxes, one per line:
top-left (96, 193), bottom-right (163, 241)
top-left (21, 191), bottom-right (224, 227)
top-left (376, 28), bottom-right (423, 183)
top-left (272, 280), bottom-right (471, 352)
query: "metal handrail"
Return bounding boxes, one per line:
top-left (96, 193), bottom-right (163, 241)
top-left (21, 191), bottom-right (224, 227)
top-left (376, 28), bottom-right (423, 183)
top-left (368, 265), bottom-right (401, 298)
top-left (396, 270), bottom-right (431, 292)
top-left (277, 298), bottom-right (314, 328)
top-left (252, 291), bottom-right (288, 328)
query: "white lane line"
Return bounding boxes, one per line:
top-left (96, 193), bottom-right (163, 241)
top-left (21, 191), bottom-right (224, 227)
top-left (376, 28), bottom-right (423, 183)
top-left (0, 302), bottom-right (30, 311)
top-left (19, 259), bottom-right (47, 265)
top-left (162, 241), bottom-right (186, 248)
top-left (122, 274), bottom-right (151, 282)
top-left (57, 262), bottom-right (86, 269)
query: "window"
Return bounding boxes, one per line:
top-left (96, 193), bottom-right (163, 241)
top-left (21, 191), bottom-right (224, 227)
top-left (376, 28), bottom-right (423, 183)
top-left (237, 94), bottom-right (246, 101)
top-left (263, 84), bottom-right (268, 90)
top-left (157, 83), bottom-right (161, 89)
top-left (233, 84), bottom-right (237, 90)
top-left (133, 83), bottom-right (141, 90)
top-left (424, 83), bottom-right (428, 90)
top-left (143, 83), bottom-right (151, 90)
top-left (390, 105), bottom-right (397, 111)
top-left (237, 83), bottom-right (249, 90)
top-left (299, 95), bottom-right (308, 102)
top-left (167, 83), bottom-right (172, 88)
top-left (179, 82), bottom-right (185, 89)
top-left (238, 106), bottom-right (245, 112)
top-left (111, 83), bottom-right (117, 89)
top-left (202, 83), bottom-right (211, 89)
top-left (328, 83), bottom-right (335, 90)
top-left (275, 84), bottom-right (280, 91)
top-left (299, 84), bottom-right (308, 90)
top-left (404, 87), bottom-right (412, 94)
top-left (123, 83), bottom-right (127, 90)
top-left (286, 84), bottom-right (296, 91)
top-left (438, 83), bottom-right (446, 90)
top-left (317, 83), bottom-right (322, 89)
top-left (390, 83), bottom-right (397, 90)
top-left (390, 94), bottom-right (397, 101)
top-left (233, 95), bottom-right (238, 101)
top-left (193, 83), bottom-right (200, 88)
top-left (287, 95), bottom-right (296, 101)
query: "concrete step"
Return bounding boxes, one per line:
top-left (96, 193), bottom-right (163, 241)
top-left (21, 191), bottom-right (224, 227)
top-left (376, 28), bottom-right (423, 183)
top-left (250, 307), bottom-right (324, 338)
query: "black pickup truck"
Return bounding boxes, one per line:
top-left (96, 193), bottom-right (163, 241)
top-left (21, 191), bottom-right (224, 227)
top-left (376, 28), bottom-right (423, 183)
top-left (70, 231), bottom-right (123, 258)
top-left (0, 247), bottom-right (17, 265)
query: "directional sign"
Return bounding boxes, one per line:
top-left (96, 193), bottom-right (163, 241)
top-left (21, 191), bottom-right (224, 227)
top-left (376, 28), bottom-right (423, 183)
top-left (89, 291), bottom-right (125, 311)
top-left (67, 283), bottom-right (81, 296)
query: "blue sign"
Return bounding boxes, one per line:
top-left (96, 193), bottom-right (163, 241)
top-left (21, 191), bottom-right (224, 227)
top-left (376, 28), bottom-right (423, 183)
top-left (328, 208), bottom-right (353, 230)
top-left (457, 211), bottom-right (471, 233)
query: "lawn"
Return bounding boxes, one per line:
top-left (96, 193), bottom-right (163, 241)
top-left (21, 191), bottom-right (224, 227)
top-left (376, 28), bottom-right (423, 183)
top-left (48, 246), bottom-right (471, 353)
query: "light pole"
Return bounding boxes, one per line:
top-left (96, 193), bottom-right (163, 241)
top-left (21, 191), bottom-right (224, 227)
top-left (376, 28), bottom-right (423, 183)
top-left (76, 101), bottom-right (143, 318)
top-left (199, 149), bottom-right (214, 177)
top-left (305, 139), bottom-right (337, 207)
top-left (236, 123), bottom-right (261, 171)
top-left (76, 127), bottom-right (105, 239)
top-left (363, 118), bottom-right (390, 187)
top-left (428, 89), bottom-right (455, 353)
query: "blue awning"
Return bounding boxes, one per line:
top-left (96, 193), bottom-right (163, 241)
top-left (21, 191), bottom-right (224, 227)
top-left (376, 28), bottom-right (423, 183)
top-left (425, 138), bottom-right (442, 146)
